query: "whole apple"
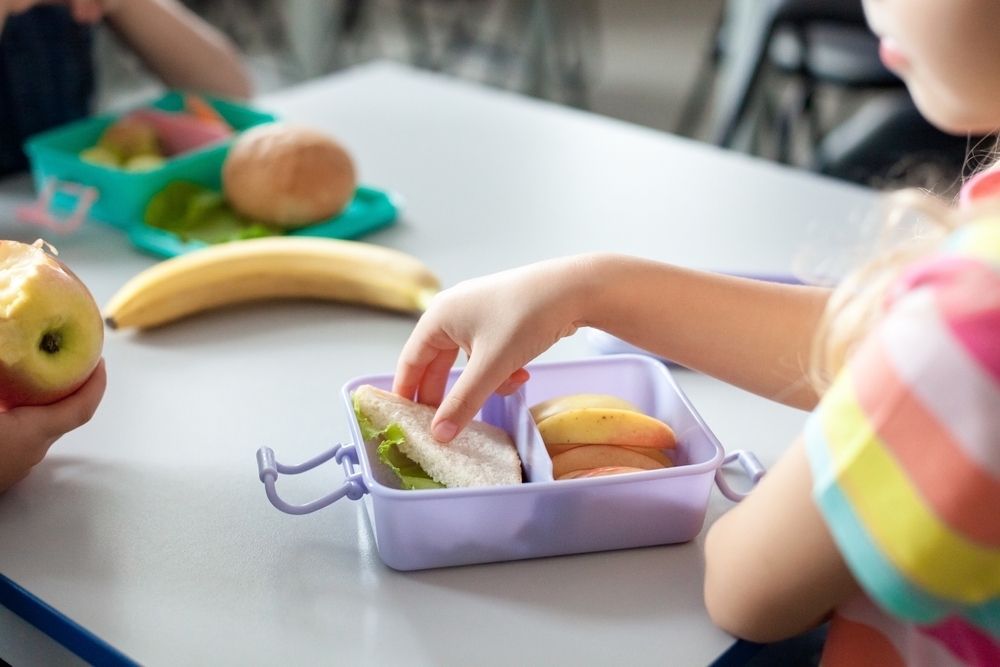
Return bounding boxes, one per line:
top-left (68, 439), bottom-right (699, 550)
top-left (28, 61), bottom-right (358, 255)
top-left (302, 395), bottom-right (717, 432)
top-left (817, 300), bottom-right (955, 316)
top-left (0, 240), bottom-right (104, 409)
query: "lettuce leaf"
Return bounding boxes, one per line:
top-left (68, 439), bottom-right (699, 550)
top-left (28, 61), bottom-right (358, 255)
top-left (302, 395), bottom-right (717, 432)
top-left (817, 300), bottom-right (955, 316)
top-left (143, 181), bottom-right (279, 244)
top-left (352, 392), bottom-right (445, 490)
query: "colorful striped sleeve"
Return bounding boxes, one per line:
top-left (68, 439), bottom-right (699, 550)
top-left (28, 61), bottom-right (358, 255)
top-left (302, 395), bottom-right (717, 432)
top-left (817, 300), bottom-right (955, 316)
top-left (804, 218), bottom-right (1000, 643)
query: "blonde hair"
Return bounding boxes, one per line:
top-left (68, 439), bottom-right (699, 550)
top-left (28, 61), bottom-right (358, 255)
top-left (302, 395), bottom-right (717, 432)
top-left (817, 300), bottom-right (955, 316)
top-left (807, 187), bottom-right (984, 393)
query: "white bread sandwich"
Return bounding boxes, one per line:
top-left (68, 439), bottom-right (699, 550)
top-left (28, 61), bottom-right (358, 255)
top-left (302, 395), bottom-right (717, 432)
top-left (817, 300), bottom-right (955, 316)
top-left (353, 384), bottom-right (522, 489)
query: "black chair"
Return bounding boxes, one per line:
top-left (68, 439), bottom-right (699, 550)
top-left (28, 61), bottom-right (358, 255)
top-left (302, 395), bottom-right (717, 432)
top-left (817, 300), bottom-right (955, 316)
top-left (815, 91), bottom-right (981, 193)
top-left (699, 0), bottom-right (899, 154)
top-left (683, 0), bottom-right (977, 192)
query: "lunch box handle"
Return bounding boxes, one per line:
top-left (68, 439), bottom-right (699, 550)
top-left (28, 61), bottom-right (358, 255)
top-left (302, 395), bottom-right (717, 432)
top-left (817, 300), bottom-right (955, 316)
top-left (16, 177), bottom-right (98, 233)
top-left (256, 443), bottom-right (367, 515)
top-left (714, 450), bottom-right (766, 502)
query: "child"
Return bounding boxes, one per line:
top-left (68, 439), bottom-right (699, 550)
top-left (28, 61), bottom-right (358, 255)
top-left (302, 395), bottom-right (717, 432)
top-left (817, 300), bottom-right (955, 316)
top-left (0, 0), bottom-right (249, 490)
top-left (391, 0), bottom-right (1000, 663)
top-left (0, 0), bottom-right (252, 175)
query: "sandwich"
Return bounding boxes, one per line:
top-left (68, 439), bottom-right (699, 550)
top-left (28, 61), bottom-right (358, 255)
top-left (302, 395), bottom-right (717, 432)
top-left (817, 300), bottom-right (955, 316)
top-left (352, 384), bottom-right (522, 489)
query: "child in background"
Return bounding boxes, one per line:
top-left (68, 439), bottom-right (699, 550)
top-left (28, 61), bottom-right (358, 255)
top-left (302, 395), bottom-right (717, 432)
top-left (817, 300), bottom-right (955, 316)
top-left (391, 0), bottom-right (1000, 663)
top-left (0, 0), bottom-right (249, 491)
top-left (0, 0), bottom-right (252, 176)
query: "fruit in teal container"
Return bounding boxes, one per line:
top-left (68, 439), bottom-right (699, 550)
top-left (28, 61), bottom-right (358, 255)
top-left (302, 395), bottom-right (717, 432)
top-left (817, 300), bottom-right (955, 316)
top-left (0, 240), bottom-right (104, 408)
top-left (80, 117), bottom-right (165, 170)
top-left (97, 117), bottom-right (161, 161)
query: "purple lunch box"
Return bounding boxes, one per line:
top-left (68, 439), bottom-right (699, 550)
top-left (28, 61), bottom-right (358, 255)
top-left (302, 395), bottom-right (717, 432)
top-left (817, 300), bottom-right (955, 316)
top-left (256, 354), bottom-right (764, 571)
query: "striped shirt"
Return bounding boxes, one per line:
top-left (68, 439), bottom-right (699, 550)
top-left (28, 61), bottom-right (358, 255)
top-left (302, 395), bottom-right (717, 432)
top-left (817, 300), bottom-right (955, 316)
top-left (804, 216), bottom-right (1000, 666)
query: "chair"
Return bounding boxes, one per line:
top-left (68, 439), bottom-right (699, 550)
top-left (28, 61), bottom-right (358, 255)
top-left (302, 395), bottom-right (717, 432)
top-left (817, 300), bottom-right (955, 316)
top-left (394, 0), bottom-right (599, 108)
top-left (815, 91), bottom-right (979, 194)
top-left (685, 0), bottom-right (976, 192)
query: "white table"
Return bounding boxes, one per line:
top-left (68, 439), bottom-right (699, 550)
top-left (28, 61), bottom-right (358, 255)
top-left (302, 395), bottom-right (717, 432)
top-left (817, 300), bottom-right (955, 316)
top-left (0, 62), bottom-right (878, 667)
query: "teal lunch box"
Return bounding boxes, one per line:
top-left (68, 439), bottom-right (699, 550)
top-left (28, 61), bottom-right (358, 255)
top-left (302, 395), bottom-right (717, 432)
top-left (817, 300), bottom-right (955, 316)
top-left (21, 92), bottom-right (400, 258)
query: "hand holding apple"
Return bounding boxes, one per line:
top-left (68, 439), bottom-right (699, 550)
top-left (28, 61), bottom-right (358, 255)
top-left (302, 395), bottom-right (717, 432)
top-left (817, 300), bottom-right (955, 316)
top-left (0, 358), bottom-right (106, 493)
top-left (0, 239), bottom-right (105, 492)
top-left (0, 239), bottom-right (104, 408)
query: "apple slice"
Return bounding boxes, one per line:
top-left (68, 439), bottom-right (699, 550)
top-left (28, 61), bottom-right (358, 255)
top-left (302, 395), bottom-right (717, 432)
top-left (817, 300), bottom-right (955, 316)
top-left (536, 408), bottom-right (676, 449)
top-left (0, 240), bottom-right (104, 408)
top-left (557, 466), bottom-right (648, 480)
top-left (550, 444), bottom-right (665, 479)
top-left (530, 393), bottom-right (642, 424)
top-left (546, 443), bottom-right (673, 467)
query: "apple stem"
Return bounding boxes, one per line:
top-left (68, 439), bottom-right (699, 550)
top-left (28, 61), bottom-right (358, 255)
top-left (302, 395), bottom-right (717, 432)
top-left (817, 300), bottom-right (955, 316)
top-left (39, 331), bottom-right (62, 354)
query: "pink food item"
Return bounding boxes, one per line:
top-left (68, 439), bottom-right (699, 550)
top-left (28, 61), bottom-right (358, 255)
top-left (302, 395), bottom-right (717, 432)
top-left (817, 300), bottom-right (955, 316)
top-left (127, 108), bottom-right (233, 156)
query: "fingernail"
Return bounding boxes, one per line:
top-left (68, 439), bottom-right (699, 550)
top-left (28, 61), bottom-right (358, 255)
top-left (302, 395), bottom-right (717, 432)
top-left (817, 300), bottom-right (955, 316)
top-left (433, 420), bottom-right (458, 442)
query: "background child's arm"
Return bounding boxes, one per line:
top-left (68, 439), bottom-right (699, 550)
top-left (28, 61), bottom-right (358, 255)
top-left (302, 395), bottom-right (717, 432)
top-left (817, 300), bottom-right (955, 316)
top-left (102, 0), bottom-right (253, 100)
top-left (0, 359), bottom-right (106, 493)
top-left (703, 438), bottom-right (858, 643)
top-left (396, 253), bottom-right (831, 441)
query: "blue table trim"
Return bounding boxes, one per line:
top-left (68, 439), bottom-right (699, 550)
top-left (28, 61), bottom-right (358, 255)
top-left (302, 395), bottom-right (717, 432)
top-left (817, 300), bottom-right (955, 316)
top-left (709, 640), bottom-right (766, 667)
top-left (0, 572), bottom-right (139, 667)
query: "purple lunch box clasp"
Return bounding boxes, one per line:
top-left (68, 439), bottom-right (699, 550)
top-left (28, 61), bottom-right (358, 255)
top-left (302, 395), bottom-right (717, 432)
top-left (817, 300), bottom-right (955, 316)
top-left (713, 450), bottom-right (766, 502)
top-left (257, 443), bottom-right (367, 515)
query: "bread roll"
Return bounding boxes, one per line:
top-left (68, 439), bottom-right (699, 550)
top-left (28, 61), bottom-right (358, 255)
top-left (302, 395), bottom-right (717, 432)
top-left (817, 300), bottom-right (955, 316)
top-left (222, 123), bottom-right (356, 228)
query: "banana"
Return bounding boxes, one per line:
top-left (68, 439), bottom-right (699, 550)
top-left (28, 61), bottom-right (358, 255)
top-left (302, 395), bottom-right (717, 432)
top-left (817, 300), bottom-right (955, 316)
top-left (104, 236), bottom-right (440, 330)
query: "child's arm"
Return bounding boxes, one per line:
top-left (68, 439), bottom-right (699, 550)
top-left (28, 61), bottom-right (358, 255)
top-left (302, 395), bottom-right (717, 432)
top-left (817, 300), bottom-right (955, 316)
top-left (703, 438), bottom-right (858, 642)
top-left (395, 253), bottom-right (831, 442)
top-left (0, 359), bottom-right (106, 493)
top-left (101, 0), bottom-right (253, 100)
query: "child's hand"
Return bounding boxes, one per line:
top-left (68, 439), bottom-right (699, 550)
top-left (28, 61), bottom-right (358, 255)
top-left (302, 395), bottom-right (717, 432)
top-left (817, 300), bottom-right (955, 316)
top-left (394, 256), bottom-right (595, 442)
top-left (63, 0), bottom-right (119, 23)
top-left (0, 358), bottom-right (106, 493)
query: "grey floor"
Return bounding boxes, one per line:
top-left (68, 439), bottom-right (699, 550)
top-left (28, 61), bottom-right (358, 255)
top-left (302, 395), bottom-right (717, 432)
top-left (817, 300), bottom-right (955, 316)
top-left (94, 0), bottom-right (725, 138)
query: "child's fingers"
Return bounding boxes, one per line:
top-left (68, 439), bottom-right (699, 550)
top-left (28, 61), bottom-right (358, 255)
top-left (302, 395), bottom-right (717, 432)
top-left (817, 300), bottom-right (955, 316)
top-left (430, 351), bottom-right (517, 442)
top-left (36, 358), bottom-right (107, 440)
top-left (0, 360), bottom-right (104, 494)
top-left (415, 347), bottom-right (459, 408)
top-left (494, 367), bottom-right (530, 397)
top-left (393, 319), bottom-right (458, 401)
top-left (66, 0), bottom-right (103, 23)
